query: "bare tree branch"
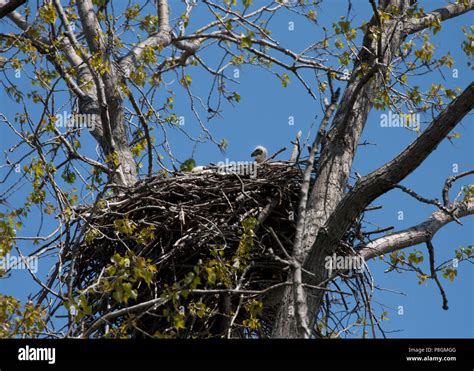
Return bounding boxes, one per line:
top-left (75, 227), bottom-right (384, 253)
top-left (426, 240), bottom-right (449, 310)
top-left (405, 1), bottom-right (474, 35)
top-left (119, 0), bottom-right (172, 77)
top-left (360, 201), bottom-right (474, 261)
top-left (0, 0), bottom-right (26, 19)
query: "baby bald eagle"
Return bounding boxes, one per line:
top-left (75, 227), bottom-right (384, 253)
top-left (251, 145), bottom-right (268, 163)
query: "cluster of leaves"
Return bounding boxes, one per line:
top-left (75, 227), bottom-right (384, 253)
top-left (102, 252), bottom-right (157, 304)
top-left (67, 251), bottom-right (158, 327)
top-left (444, 245), bottom-right (474, 282)
top-left (385, 244), bottom-right (474, 286)
top-left (0, 296), bottom-right (47, 338)
top-left (38, 3), bottom-right (57, 25)
top-left (0, 215), bottom-right (16, 257)
top-left (364, 1), bottom-right (466, 115)
top-left (461, 25), bottom-right (474, 69)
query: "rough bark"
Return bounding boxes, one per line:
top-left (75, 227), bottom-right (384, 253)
top-left (0, 0), bottom-right (25, 18)
top-left (75, 0), bottom-right (138, 186)
top-left (360, 202), bottom-right (474, 261)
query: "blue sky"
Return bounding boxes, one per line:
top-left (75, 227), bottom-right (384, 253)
top-left (0, 0), bottom-right (472, 338)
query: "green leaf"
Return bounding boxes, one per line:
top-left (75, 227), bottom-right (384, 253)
top-left (445, 89), bottom-right (457, 100)
top-left (442, 268), bottom-right (457, 282)
top-left (39, 3), bottom-right (57, 24)
top-left (61, 169), bottom-right (76, 184)
top-left (408, 250), bottom-right (424, 265)
top-left (180, 74), bottom-right (192, 87)
top-left (280, 73), bottom-right (290, 88)
top-left (124, 4), bottom-right (140, 20)
top-left (227, 92), bottom-right (241, 102)
top-left (114, 218), bottom-right (137, 236)
top-left (241, 32), bottom-right (254, 49)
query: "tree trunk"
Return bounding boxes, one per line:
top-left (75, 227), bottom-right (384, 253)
top-left (271, 0), bottom-right (415, 338)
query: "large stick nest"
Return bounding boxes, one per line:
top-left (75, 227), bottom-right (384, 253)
top-left (67, 162), bottom-right (305, 338)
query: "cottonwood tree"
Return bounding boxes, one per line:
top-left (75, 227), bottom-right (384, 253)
top-left (0, 0), bottom-right (472, 338)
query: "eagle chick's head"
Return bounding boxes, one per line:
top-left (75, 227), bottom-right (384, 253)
top-left (251, 145), bottom-right (268, 163)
